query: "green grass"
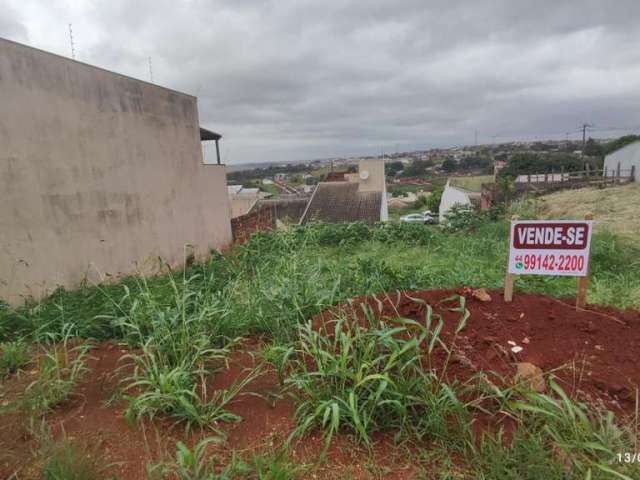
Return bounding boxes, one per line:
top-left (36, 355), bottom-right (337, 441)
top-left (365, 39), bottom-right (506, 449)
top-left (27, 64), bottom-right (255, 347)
top-left (42, 437), bottom-right (104, 480)
top-left (2, 219), bottom-right (639, 346)
top-left (1, 217), bottom-right (639, 477)
top-left (449, 175), bottom-right (494, 192)
top-left (22, 325), bottom-right (90, 416)
top-left (283, 296), bottom-right (473, 452)
top-left (148, 438), bottom-right (302, 479)
top-left (260, 183), bottom-right (281, 198)
top-left (0, 339), bottom-right (30, 377)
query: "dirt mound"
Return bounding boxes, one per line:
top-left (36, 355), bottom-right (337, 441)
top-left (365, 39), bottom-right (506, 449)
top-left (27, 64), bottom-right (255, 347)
top-left (314, 289), bottom-right (640, 412)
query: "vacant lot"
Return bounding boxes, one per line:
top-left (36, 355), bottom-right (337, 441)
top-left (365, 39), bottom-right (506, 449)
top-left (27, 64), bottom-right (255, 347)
top-left (535, 182), bottom-right (640, 240)
top-left (1, 219), bottom-right (639, 478)
top-left (449, 174), bottom-right (494, 192)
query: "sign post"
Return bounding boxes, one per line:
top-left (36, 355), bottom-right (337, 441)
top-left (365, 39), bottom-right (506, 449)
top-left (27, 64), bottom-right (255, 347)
top-left (504, 214), bottom-right (594, 309)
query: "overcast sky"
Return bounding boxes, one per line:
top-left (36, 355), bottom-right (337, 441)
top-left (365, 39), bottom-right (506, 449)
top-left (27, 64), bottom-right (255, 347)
top-left (2, 1), bottom-right (640, 164)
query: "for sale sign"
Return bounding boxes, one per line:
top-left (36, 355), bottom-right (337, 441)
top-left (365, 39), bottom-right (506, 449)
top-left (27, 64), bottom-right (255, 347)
top-left (508, 220), bottom-right (594, 276)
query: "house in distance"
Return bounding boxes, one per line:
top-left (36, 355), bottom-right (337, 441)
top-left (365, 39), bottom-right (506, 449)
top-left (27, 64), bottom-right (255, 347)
top-left (300, 159), bottom-right (388, 224)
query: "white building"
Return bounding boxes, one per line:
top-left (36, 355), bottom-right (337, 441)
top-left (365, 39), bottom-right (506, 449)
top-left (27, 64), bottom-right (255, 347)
top-left (438, 181), bottom-right (472, 223)
top-left (604, 140), bottom-right (640, 182)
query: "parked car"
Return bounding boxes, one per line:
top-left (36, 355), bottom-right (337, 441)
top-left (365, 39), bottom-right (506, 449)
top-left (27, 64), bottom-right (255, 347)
top-left (400, 212), bottom-right (436, 224)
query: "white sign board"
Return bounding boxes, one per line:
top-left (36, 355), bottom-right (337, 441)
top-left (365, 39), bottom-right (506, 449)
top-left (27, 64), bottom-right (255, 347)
top-left (508, 220), bottom-right (594, 276)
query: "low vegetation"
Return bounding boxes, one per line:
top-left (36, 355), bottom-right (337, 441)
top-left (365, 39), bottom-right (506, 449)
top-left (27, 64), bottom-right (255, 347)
top-left (0, 338), bottom-right (30, 377)
top-left (284, 298), bottom-right (471, 452)
top-left (1, 211), bottom-right (639, 478)
top-left (22, 325), bottom-right (90, 416)
top-left (449, 174), bottom-right (494, 192)
top-left (529, 182), bottom-right (640, 241)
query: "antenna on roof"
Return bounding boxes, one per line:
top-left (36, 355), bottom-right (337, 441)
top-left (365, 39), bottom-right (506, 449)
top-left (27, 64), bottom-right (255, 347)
top-left (68, 23), bottom-right (76, 60)
top-left (148, 57), bottom-right (154, 83)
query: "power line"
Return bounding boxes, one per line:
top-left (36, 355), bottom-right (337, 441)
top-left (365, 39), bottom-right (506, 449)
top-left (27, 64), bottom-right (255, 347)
top-left (580, 123), bottom-right (593, 146)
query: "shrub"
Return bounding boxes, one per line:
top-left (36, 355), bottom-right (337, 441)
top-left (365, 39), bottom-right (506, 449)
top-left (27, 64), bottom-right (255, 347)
top-left (505, 379), bottom-right (640, 479)
top-left (43, 440), bottom-right (101, 480)
top-left (23, 325), bottom-right (90, 415)
top-left (0, 339), bottom-right (31, 377)
top-left (284, 298), bottom-right (472, 451)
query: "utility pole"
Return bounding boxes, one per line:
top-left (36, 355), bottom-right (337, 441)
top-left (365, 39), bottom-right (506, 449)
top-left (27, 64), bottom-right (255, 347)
top-left (68, 23), bottom-right (76, 59)
top-left (474, 129), bottom-right (478, 146)
top-left (581, 123), bottom-right (592, 146)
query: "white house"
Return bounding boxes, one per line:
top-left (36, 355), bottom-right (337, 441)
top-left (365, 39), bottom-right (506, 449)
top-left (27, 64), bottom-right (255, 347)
top-left (603, 140), bottom-right (639, 182)
top-left (438, 180), bottom-right (472, 223)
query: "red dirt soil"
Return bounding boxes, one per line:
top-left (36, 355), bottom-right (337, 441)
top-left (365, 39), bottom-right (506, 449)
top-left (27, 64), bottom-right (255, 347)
top-left (315, 289), bottom-right (640, 412)
top-left (0, 341), bottom-right (413, 479)
top-left (1, 289), bottom-right (638, 479)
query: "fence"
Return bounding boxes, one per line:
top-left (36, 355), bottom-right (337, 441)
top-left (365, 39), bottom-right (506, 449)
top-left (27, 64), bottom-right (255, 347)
top-left (515, 165), bottom-right (634, 187)
top-left (481, 163), bottom-right (635, 209)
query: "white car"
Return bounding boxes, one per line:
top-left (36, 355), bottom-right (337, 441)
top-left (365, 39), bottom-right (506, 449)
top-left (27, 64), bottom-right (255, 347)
top-left (400, 212), bottom-right (436, 224)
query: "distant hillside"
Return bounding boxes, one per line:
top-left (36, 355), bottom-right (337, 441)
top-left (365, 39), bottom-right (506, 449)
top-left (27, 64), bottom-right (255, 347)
top-left (535, 183), bottom-right (639, 240)
top-left (449, 175), bottom-right (493, 192)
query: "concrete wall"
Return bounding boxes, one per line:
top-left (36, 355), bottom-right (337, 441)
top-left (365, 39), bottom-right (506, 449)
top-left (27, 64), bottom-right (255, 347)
top-left (229, 195), bottom-right (259, 218)
top-left (0, 39), bottom-right (232, 305)
top-left (604, 141), bottom-right (640, 182)
top-left (357, 159), bottom-right (385, 192)
top-left (358, 158), bottom-right (388, 221)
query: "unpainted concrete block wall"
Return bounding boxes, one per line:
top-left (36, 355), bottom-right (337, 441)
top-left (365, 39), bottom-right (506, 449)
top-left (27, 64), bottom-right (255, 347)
top-left (0, 39), bottom-right (232, 304)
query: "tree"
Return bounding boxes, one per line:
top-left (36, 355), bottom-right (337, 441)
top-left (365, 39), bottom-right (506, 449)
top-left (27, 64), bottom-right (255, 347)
top-left (499, 152), bottom-right (582, 178)
top-left (602, 134), bottom-right (640, 155)
top-left (460, 155), bottom-right (492, 172)
top-left (385, 161), bottom-right (404, 176)
top-left (402, 159), bottom-right (432, 177)
top-left (426, 184), bottom-right (444, 212)
top-left (497, 176), bottom-right (515, 206)
top-left (583, 138), bottom-right (603, 158)
top-left (441, 159), bottom-right (457, 172)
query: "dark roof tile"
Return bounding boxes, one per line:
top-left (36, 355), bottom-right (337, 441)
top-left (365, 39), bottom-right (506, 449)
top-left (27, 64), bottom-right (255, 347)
top-left (300, 182), bottom-right (382, 224)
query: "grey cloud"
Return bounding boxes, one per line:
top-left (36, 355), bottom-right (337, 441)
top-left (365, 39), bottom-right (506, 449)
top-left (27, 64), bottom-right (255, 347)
top-left (0, 4), bottom-right (27, 42)
top-left (3, 0), bottom-right (640, 163)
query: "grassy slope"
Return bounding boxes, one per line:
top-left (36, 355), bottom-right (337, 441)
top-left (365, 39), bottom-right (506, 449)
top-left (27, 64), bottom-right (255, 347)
top-left (3, 220), bottom-right (638, 344)
top-left (260, 183), bottom-right (281, 197)
top-left (449, 175), bottom-right (494, 192)
top-left (535, 182), bottom-right (640, 240)
top-left (2, 220), bottom-right (639, 478)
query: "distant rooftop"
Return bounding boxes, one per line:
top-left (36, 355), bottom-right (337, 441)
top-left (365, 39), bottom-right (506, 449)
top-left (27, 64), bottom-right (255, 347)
top-left (300, 182), bottom-right (382, 225)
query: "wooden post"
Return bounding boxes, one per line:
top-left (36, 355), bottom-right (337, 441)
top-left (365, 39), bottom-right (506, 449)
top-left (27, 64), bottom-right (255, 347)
top-left (631, 165), bottom-right (636, 182)
top-left (576, 212), bottom-right (593, 309)
top-left (504, 215), bottom-right (519, 303)
top-left (504, 272), bottom-right (515, 303)
top-left (616, 161), bottom-right (621, 183)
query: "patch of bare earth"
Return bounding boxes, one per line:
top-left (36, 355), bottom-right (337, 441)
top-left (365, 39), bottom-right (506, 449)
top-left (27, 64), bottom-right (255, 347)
top-left (1, 289), bottom-right (638, 478)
